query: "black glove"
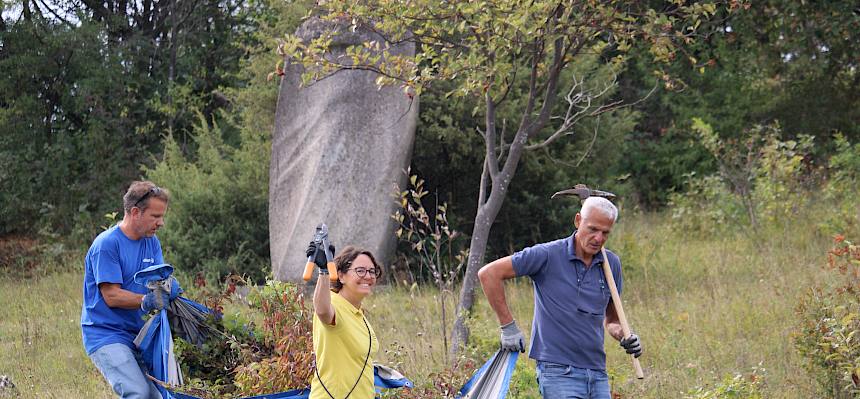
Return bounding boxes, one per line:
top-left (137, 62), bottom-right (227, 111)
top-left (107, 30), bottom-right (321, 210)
top-left (306, 242), bottom-right (336, 270)
top-left (620, 333), bottom-right (642, 358)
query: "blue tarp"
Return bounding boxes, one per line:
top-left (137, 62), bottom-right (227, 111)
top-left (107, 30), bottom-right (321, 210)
top-left (455, 350), bottom-right (519, 399)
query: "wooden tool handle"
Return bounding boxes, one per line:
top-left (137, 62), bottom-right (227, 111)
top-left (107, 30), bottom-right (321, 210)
top-left (601, 247), bottom-right (645, 379)
top-left (326, 261), bottom-right (337, 282)
top-left (302, 261), bottom-right (315, 281)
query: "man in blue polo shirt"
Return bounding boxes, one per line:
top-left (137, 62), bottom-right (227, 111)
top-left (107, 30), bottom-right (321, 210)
top-left (478, 196), bottom-right (642, 399)
top-left (81, 181), bottom-right (177, 399)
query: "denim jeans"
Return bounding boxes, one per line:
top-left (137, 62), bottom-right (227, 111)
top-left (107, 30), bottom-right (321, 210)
top-left (90, 343), bottom-right (161, 399)
top-left (536, 361), bottom-right (610, 399)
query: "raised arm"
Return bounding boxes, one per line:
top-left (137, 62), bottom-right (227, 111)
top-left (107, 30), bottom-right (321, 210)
top-left (313, 274), bottom-right (336, 325)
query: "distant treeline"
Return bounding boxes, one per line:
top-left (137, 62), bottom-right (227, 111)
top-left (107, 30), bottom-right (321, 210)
top-left (1, 0), bottom-right (858, 274)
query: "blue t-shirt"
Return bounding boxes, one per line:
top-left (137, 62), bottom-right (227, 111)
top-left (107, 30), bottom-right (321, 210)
top-left (80, 224), bottom-right (164, 355)
top-left (511, 232), bottom-right (622, 370)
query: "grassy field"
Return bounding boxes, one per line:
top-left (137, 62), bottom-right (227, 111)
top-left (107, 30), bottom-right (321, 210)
top-left (0, 211), bottom-right (835, 398)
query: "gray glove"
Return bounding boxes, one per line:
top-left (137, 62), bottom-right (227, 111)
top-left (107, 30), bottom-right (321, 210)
top-left (141, 290), bottom-right (169, 313)
top-left (620, 333), bottom-right (642, 358)
top-left (500, 320), bottom-right (525, 352)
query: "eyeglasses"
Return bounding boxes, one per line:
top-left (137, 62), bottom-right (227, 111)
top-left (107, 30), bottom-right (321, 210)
top-left (349, 267), bottom-right (381, 278)
top-left (134, 186), bottom-right (161, 208)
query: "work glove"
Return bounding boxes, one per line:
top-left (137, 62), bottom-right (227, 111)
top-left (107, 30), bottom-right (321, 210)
top-left (500, 320), bottom-right (525, 353)
top-left (620, 333), bottom-right (642, 358)
top-left (141, 290), bottom-right (170, 313)
top-left (306, 242), bottom-right (336, 273)
top-left (166, 276), bottom-right (183, 300)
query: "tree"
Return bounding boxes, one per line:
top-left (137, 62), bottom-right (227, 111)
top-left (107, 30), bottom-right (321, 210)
top-left (280, 0), bottom-right (740, 354)
top-left (0, 0), bottom-right (260, 237)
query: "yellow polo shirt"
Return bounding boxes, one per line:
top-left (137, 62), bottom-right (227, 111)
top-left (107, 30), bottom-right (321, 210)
top-left (310, 292), bottom-right (379, 399)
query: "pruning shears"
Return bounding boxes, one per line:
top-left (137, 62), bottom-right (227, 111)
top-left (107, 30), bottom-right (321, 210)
top-left (302, 223), bottom-right (338, 282)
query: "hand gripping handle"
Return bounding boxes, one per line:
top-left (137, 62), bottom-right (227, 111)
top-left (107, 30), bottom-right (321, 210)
top-left (302, 223), bottom-right (338, 282)
top-left (303, 258), bottom-right (315, 281)
top-left (601, 246), bottom-right (644, 379)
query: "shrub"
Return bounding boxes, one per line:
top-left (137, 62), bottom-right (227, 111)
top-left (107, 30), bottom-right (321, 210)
top-left (173, 279), bottom-right (313, 397)
top-left (232, 280), bottom-right (314, 395)
top-left (819, 134), bottom-right (860, 238)
top-left (794, 236), bottom-right (860, 398)
top-left (670, 120), bottom-right (815, 235)
top-left (667, 172), bottom-right (745, 236)
top-left (145, 112), bottom-right (271, 284)
top-left (685, 364), bottom-right (766, 399)
top-left (391, 170), bottom-right (469, 357)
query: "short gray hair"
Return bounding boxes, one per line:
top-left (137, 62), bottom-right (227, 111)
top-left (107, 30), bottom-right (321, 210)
top-left (581, 196), bottom-right (618, 222)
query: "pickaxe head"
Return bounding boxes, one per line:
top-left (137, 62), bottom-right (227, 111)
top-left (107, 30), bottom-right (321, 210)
top-left (551, 184), bottom-right (616, 202)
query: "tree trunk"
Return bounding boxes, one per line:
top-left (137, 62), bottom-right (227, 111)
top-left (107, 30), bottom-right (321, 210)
top-left (450, 175), bottom-right (513, 354)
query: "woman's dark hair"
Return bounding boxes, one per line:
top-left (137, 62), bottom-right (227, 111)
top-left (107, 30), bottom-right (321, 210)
top-left (331, 246), bottom-right (382, 293)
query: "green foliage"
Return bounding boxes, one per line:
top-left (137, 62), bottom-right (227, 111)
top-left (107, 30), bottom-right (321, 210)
top-left (507, 360), bottom-right (540, 398)
top-left (145, 113), bottom-right (270, 283)
top-left (669, 120), bottom-right (815, 235)
top-left (668, 173), bottom-right (744, 235)
top-left (0, 0), bottom-right (259, 238)
top-left (282, 0), bottom-right (732, 98)
top-left (820, 134), bottom-right (860, 238)
top-left (685, 365), bottom-right (766, 399)
top-left (0, 19), bottom-right (155, 236)
top-left (794, 237), bottom-right (860, 398)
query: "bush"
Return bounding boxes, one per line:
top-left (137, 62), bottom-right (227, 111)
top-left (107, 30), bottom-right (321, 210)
top-left (819, 134), bottom-right (860, 238)
top-left (145, 112), bottom-right (271, 284)
top-left (685, 365), bottom-right (766, 399)
top-left (794, 236), bottom-right (860, 398)
top-left (172, 279), bottom-right (313, 397)
top-left (669, 120), bottom-right (815, 235)
top-left (232, 280), bottom-right (314, 395)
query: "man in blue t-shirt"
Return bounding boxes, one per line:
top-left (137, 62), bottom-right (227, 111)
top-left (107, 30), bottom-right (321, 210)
top-left (81, 181), bottom-right (174, 399)
top-left (478, 196), bottom-right (642, 399)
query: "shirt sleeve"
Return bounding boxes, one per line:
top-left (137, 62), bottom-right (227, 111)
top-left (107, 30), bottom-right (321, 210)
top-left (511, 243), bottom-right (550, 277)
top-left (92, 240), bottom-right (123, 285)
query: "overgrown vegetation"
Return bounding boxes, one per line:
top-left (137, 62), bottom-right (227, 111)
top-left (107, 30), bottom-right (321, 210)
top-left (794, 237), bottom-right (860, 398)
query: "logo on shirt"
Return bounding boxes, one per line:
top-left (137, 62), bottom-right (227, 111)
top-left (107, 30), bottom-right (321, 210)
top-left (143, 258), bottom-right (155, 263)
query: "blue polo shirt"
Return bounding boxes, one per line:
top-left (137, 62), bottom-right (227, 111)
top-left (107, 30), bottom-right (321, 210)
top-left (80, 224), bottom-right (164, 355)
top-left (511, 232), bottom-right (622, 370)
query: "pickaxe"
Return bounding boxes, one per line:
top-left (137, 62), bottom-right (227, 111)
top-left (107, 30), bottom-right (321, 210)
top-left (552, 184), bottom-right (644, 379)
top-left (551, 183), bottom-right (617, 201)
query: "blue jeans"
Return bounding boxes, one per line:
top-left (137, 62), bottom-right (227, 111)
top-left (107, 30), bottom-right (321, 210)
top-left (90, 343), bottom-right (161, 399)
top-left (536, 361), bottom-right (610, 399)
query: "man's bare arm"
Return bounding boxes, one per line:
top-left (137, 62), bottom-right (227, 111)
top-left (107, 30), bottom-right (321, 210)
top-left (478, 256), bottom-right (518, 325)
top-left (99, 283), bottom-right (145, 309)
top-left (604, 300), bottom-right (624, 341)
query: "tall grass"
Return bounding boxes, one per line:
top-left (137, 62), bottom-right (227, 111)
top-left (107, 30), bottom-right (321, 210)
top-left (0, 208), bottom-right (836, 398)
top-left (0, 272), bottom-right (113, 397)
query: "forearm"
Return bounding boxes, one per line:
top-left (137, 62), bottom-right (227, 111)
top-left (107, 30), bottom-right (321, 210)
top-left (479, 271), bottom-right (514, 325)
top-left (103, 288), bottom-right (145, 309)
top-left (605, 320), bottom-right (624, 341)
top-left (313, 275), bottom-right (335, 324)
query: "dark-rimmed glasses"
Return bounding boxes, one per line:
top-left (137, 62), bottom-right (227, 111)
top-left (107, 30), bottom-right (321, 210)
top-left (134, 186), bottom-right (161, 208)
top-left (349, 267), bottom-right (381, 278)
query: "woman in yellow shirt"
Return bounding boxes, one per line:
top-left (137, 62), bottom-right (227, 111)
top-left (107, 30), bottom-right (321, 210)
top-left (309, 245), bottom-right (381, 399)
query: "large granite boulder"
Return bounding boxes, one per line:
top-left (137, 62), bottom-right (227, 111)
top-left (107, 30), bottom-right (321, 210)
top-left (269, 18), bottom-right (418, 281)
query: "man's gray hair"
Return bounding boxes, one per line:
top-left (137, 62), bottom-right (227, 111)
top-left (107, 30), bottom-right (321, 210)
top-left (581, 196), bottom-right (618, 222)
